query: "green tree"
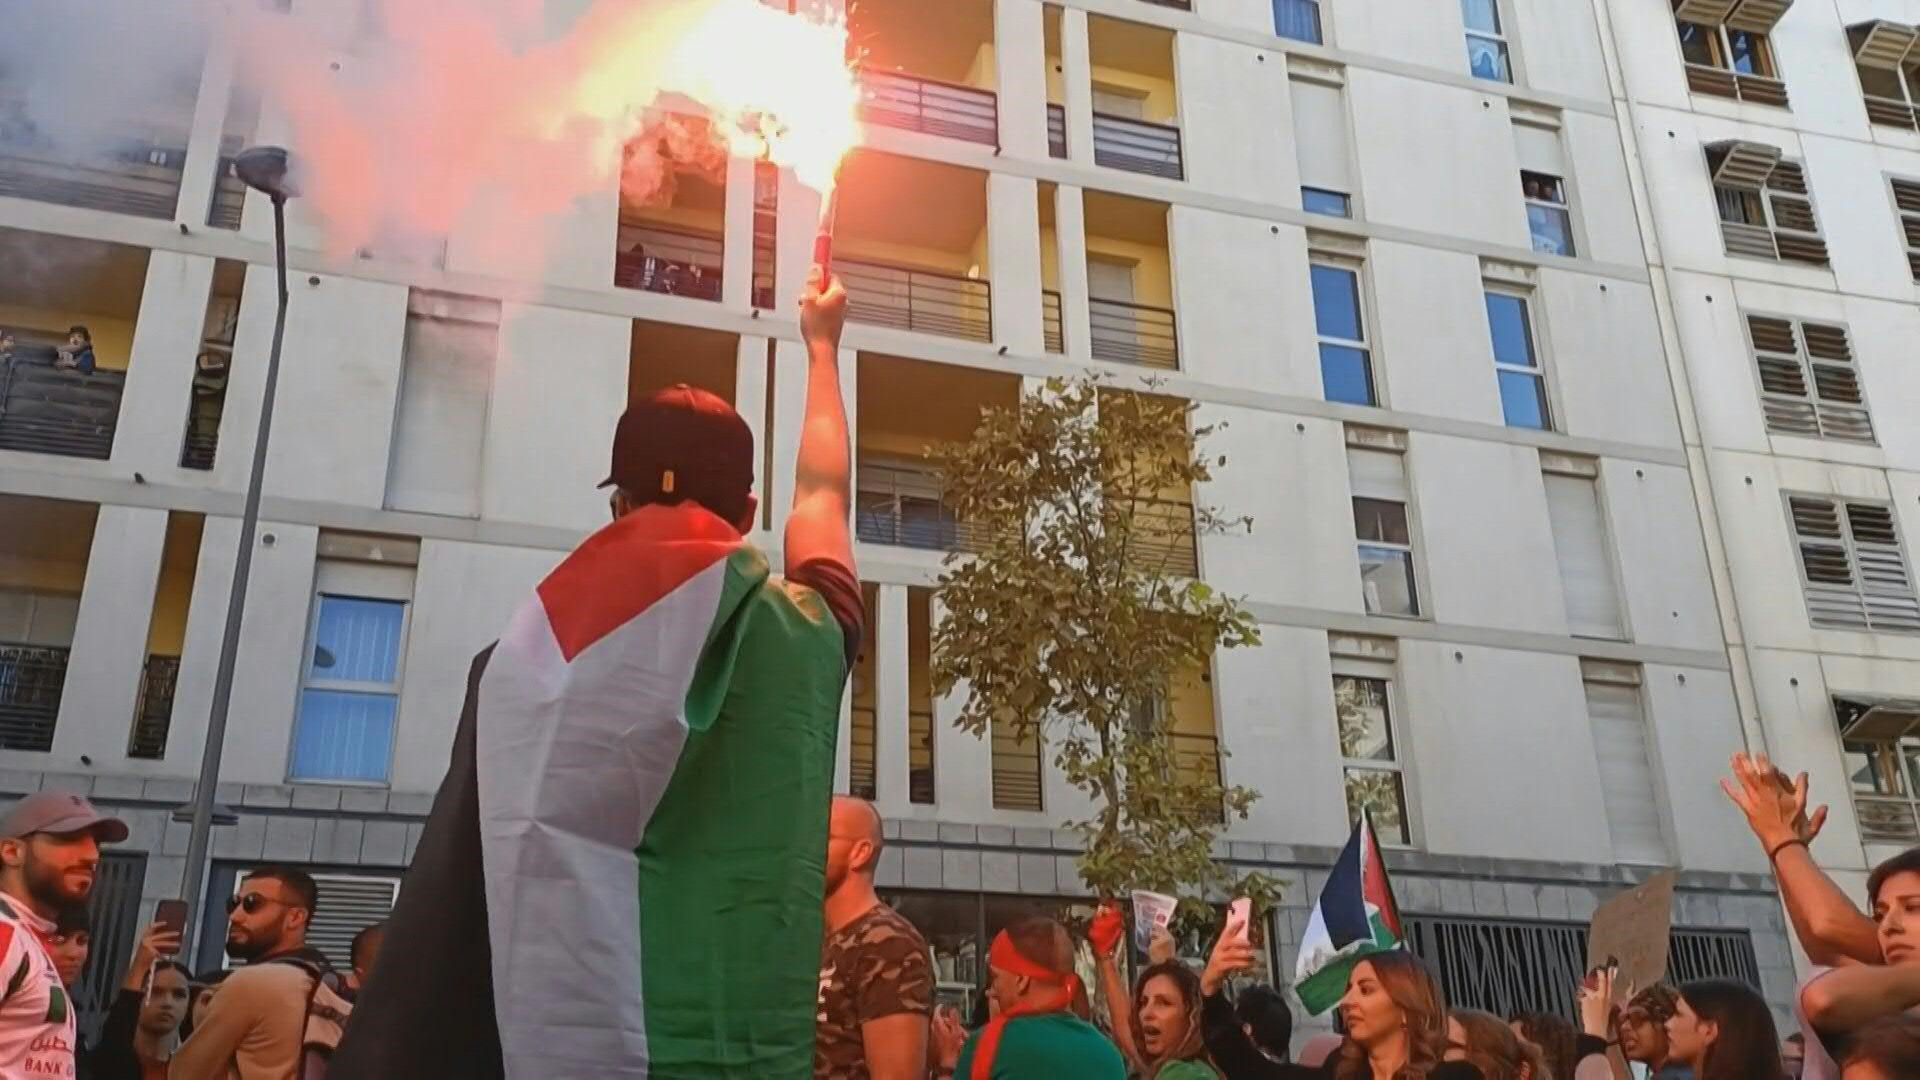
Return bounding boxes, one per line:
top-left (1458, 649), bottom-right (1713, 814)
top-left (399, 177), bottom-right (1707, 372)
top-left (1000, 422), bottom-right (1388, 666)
top-left (930, 376), bottom-right (1277, 924)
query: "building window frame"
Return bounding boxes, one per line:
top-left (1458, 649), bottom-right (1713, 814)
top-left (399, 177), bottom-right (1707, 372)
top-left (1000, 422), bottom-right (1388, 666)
top-left (1273, 0), bottom-right (1323, 45)
top-left (1676, 18), bottom-right (1789, 106)
top-left (1836, 695), bottom-right (1920, 844)
top-left (1784, 493), bottom-right (1920, 635)
top-left (1346, 430), bottom-right (1424, 621)
top-left (1461, 0), bottom-right (1514, 83)
top-left (1520, 171), bottom-right (1576, 257)
top-left (287, 558), bottom-right (414, 785)
top-left (1742, 313), bottom-right (1874, 444)
top-left (1708, 145), bottom-right (1828, 266)
top-left (1310, 254), bottom-right (1378, 408)
top-left (1331, 650), bottom-right (1415, 849)
top-left (1887, 175), bottom-right (1920, 281)
top-left (1483, 287), bottom-right (1554, 432)
top-left (1851, 22), bottom-right (1920, 128)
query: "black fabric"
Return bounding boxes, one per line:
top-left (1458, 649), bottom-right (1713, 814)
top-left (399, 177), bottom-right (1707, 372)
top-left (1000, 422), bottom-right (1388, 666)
top-left (1202, 990), bottom-right (1292, 1080)
top-left (82, 989), bottom-right (143, 1080)
top-left (1574, 1033), bottom-right (1609, 1061)
top-left (327, 648), bottom-right (501, 1080)
top-left (787, 556), bottom-right (864, 669)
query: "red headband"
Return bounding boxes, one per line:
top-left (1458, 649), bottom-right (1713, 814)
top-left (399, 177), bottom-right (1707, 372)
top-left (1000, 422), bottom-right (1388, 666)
top-left (971, 931), bottom-right (1080, 1080)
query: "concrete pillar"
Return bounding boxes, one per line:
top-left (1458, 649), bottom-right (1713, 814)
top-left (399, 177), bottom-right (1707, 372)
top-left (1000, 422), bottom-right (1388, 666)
top-left (995, 0), bottom-right (1050, 159)
top-left (721, 155), bottom-right (756, 310)
top-left (176, 25), bottom-right (236, 232)
top-left (208, 522), bottom-right (320, 787)
top-left (874, 585), bottom-right (911, 817)
top-left (930, 594), bottom-right (991, 821)
top-left (1060, 8), bottom-right (1095, 169)
top-left (52, 507), bottom-right (171, 763)
top-left (776, 168), bottom-right (826, 311)
top-left (767, 343), bottom-right (855, 550)
top-left (206, 265), bottom-right (277, 497)
top-left (160, 515), bottom-right (241, 777)
top-left (1052, 185), bottom-right (1094, 366)
top-left (113, 253), bottom-right (215, 475)
top-left (987, 174), bottom-right (1044, 354)
top-left (732, 334), bottom-right (774, 544)
top-left (483, 304), bottom-right (630, 534)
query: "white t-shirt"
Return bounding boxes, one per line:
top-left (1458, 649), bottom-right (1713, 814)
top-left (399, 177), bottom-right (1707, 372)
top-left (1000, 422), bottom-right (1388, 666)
top-left (0, 892), bottom-right (76, 1079)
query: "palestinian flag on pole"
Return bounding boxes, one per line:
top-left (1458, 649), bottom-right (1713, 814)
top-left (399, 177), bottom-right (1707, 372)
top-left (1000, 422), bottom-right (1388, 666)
top-left (330, 504), bottom-right (852, 1079)
top-left (1293, 813), bottom-right (1405, 1015)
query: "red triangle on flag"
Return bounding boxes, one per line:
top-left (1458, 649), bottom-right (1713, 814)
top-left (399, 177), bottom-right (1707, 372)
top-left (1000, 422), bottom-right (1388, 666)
top-left (536, 504), bottom-right (742, 662)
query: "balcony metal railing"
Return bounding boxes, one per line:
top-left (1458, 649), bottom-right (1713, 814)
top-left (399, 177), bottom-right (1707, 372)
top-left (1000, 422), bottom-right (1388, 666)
top-left (1089, 297), bottom-right (1179, 369)
top-left (0, 131), bottom-right (187, 220)
top-left (209, 154), bottom-right (246, 229)
top-left (1046, 104), bottom-right (1067, 159)
top-left (1042, 289), bottom-right (1064, 354)
top-left (992, 722), bottom-right (1043, 812)
top-left (840, 258), bottom-right (993, 342)
top-left (859, 69), bottom-right (998, 146)
top-left (0, 643), bottom-right (68, 753)
top-left (615, 224), bottom-right (724, 300)
top-left (0, 355), bottom-right (123, 460)
top-left (127, 654), bottom-right (179, 760)
top-left (855, 461), bottom-right (997, 552)
top-left (181, 425), bottom-right (219, 470)
top-left (1168, 730), bottom-right (1223, 822)
top-left (909, 708), bottom-right (935, 804)
top-left (849, 704), bottom-right (878, 800)
top-left (1092, 112), bottom-right (1183, 180)
top-left (1123, 496), bottom-right (1199, 577)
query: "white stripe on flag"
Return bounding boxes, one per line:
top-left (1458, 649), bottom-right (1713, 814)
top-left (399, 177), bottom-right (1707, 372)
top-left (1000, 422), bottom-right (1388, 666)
top-left (478, 558), bottom-right (731, 1079)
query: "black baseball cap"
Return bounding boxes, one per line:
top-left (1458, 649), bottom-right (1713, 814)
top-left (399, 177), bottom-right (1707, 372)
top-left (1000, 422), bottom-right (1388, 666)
top-left (601, 385), bottom-right (754, 514)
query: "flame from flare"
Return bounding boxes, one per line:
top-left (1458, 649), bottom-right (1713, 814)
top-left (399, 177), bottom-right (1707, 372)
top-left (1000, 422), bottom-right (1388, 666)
top-left (237, 0), bottom-right (860, 256)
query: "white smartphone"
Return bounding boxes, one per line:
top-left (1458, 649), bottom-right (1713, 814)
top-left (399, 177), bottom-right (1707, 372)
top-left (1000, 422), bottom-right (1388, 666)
top-left (1228, 897), bottom-right (1252, 945)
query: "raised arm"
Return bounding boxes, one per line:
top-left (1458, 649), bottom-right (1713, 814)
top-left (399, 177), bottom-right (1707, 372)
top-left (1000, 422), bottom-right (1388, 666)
top-left (1801, 963), bottom-right (1920, 1035)
top-left (1721, 752), bottom-right (1881, 966)
top-left (785, 267), bottom-right (853, 573)
top-left (1088, 903), bottom-right (1143, 1070)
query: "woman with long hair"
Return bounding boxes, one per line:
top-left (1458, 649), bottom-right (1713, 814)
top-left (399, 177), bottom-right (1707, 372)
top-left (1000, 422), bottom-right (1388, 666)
top-left (1446, 1011), bottom-right (1546, 1080)
top-left (1665, 979), bottom-right (1789, 1080)
top-left (1133, 960), bottom-right (1219, 1079)
top-left (88, 920), bottom-right (191, 1080)
top-left (1332, 952), bottom-right (1483, 1080)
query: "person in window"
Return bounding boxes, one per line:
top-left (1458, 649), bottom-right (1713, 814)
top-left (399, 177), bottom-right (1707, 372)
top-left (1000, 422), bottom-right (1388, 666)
top-left (1445, 1011), bottom-right (1545, 1080)
top-left (1664, 979), bottom-right (1788, 1080)
top-left (53, 326), bottom-right (95, 374)
top-left (330, 268), bottom-right (864, 1078)
top-left (90, 921), bottom-right (190, 1080)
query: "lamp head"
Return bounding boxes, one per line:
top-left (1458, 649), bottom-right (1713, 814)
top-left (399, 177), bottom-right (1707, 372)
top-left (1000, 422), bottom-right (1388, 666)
top-left (233, 145), bottom-right (295, 201)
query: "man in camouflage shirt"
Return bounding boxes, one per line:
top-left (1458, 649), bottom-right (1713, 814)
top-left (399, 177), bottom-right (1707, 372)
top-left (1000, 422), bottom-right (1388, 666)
top-left (816, 796), bottom-right (934, 1079)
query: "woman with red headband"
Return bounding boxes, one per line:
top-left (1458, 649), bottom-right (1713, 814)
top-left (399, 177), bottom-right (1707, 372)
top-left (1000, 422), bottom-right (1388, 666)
top-left (948, 916), bottom-right (1126, 1079)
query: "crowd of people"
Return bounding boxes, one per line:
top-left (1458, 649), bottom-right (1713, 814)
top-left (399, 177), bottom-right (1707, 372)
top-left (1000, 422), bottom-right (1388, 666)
top-left (0, 325), bottom-right (97, 374)
top-left (3, 273), bottom-right (1920, 1079)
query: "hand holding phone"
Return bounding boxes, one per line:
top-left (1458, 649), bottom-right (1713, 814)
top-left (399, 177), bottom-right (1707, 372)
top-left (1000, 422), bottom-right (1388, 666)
top-left (153, 900), bottom-right (188, 951)
top-left (1227, 898), bottom-right (1252, 946)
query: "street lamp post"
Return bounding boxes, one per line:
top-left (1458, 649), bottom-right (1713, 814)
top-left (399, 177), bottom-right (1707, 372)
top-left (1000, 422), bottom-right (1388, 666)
top-left (177, 146), bottom-right (296, 957)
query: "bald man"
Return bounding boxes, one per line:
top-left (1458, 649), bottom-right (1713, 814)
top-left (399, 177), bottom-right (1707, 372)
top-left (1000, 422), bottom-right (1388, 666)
top-left (815, 796), bottom-right (933, 1080)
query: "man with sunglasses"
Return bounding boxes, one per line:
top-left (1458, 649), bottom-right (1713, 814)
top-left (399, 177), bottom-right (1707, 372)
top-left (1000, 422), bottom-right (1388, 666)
top-left (172, 866), bottom-right (336, 1080)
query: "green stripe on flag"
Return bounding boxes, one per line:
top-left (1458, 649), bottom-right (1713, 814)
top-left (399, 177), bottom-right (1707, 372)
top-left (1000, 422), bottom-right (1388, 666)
top-left (1295, 913), bottom-right (1403, 1016)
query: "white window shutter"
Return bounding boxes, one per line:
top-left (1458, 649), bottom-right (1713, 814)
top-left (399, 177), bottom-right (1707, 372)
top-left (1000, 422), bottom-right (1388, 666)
top-left (1512, 122), bottom-right (1567, 177)
top-left (1347, 448), bottom-right (1408, 502)
top-left (1544, 475), bottom-right (1624, 639)
top-left (386, 297), bottom-right (498, 518)
top-left (1290, 79), bottom-right (1353, 194)
top-left (1583, 680), bottom-right (1669, 865)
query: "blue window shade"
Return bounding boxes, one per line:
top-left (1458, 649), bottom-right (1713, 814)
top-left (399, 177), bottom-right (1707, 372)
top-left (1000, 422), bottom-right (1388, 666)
top-left (1321, 346), bottom-right (1376, 406)
top-left (1485, 294), bottom-right (1535, 368)
top-left (1498, 371), bottom-right (1551, 429)
top-left (1302, 187), bottom-right (1351, 218)
top-left (309, 596), bottom-right (405, 682)
top-left (290, 690), bottom-right (397, 782)
top-left (1273, 0), bottom-right (1322, 44)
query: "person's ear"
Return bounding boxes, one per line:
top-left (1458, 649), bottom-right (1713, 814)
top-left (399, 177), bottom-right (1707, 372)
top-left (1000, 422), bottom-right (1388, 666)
top-left (287, 905), bottom-right (311, 934)
top-left (851, 838), bottom-right (878, 874)
top-left (609, 490), bottom-right (632, 521)
top-left (0, 838), bottom-right (24, 869)
top-left (736, 494), bottom-right (759, 534)
top-left (1698, 1018), bottom-right (1718, 1047)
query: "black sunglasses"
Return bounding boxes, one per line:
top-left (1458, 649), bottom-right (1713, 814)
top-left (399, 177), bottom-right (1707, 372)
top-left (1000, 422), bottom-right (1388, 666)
top-left (225, 894), bottom-right (289, 915)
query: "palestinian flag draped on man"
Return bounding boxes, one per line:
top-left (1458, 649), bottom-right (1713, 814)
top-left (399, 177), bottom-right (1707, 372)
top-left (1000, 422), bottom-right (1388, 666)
top-left (1293, 812), bottom-right (1406, 1015)
top-left (331, 271), bottom-right (863, 1079)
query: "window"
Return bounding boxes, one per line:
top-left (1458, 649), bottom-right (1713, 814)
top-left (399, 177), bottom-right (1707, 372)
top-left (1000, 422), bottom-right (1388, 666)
top-left (1582, 662), bottom-right (1667, 865)
top-left (1744, 314), bottom-right (1873, 443)
top-left (1889, 177), bottom-right (1920, 280)
top-left (1513, 121), bottom-right (1575, 257)
top-left (1707, 143), bottom-right (1828, 266)
top-left (1332, 670), bottom-right (1411, 845)
top-left (1291, 76), bottom-right (1353, 218)
top-left (1836, 695), bottom-right (1920, 842)
top-left (991, 713), bottom-right (1043, 811)
top-left (1348, 443), bottom-right (1420, 618)
top-left (1544, 463), bottom-right (1624, 639)
top-left (289, 550), bottom-right (416, 783)
top-left (1274, 0), bottom-right (1322, 45)
top-left (385, 292), bottom-right (498, 517)
top-left (1461, 0), bottom-right (1512, 83)
top-left (1788, 496), bottom-right (1920, 634)
top-left (1851, 22), bottom-right (1920, 129)
top-left (1312, 261), bottom-right (1375, 406)
top-left (1674, 8), bottom-right (1789, 107)
top-left (1484, 291), bottom-right (1551, 430)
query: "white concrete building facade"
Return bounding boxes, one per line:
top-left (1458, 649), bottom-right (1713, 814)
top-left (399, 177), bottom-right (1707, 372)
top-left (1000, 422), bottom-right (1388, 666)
top-left (2, 0), bottom-right (1883, 1029)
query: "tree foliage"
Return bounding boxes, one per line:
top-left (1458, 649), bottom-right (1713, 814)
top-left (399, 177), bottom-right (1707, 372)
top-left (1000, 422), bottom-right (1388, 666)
top-left (930, 375), bottom-right (1277, 923)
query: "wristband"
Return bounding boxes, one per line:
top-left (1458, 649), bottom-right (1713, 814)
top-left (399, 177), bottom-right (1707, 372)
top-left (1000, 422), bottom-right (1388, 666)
top-left (1767, 837), bottom-right (1808, 862)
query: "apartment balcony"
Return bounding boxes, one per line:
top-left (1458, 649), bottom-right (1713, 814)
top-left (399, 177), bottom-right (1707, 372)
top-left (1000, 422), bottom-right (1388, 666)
top-left (859, 70), bottom-right (998, 146)
top-left (629, 318), bottom-right (740, 406)
top-left (833, 152), bottom-right (992, 344)
top-left (0, 134), bottom-right (188, 220)
top-left (0, 359), bottom-right (123, 460)
top-left (1089, 298), bottom-right (1178, 368)
top-left (1124, 496), bottom-right (1200, 577)
top-left (855, 460), bottom-right (991, 552)
top-left (128, 654), bottom-right (179, 760)
top-left (1043, 289), bottom-right (1065, 354)
top-left (992, 718), bottom-right (1044, 812)
top-left (1170, 730), bottom-right (1224, 822)
top-left (615, 129), bottom-right (729, 301)
top-left (615, 224), bottom-right (725, 302)
top-left (1083, 191), bottom-right (1181, 370)
top-left (1092, 113), bottom-right (1184, 180)
top-left (0, 644), bottom-right (66, 753)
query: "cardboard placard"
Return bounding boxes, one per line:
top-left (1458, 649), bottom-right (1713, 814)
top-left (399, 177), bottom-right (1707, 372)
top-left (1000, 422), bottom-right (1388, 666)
top-left (1586, 870), bottom-right (1678, 999)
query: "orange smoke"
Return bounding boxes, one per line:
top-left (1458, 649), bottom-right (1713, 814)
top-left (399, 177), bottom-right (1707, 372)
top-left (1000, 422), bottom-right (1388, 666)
top-left (234, 0), bottom-right (859, 257)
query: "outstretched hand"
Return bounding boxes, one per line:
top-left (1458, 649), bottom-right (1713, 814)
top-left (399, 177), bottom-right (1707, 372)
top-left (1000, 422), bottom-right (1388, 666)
top-left (1720, 751), bottom-right (1827, 853)
top-left (1089, 901), bottom-right (1126, 961)
top-left (800, 266), bottom-right (847, 351)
